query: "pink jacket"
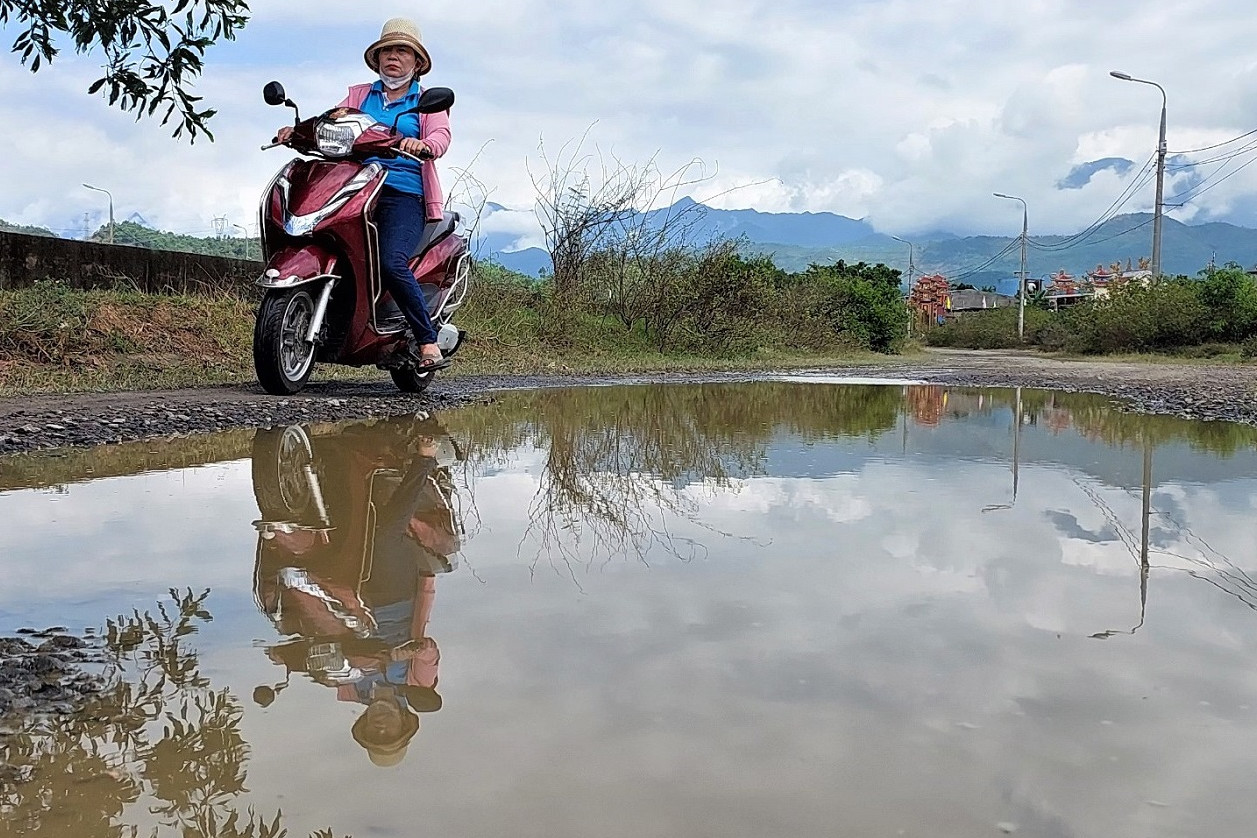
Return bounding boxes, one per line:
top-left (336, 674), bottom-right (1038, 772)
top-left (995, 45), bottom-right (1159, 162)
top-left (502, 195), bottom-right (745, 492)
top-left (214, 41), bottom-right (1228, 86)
top-left (340, 83), bottom-right (451, 222)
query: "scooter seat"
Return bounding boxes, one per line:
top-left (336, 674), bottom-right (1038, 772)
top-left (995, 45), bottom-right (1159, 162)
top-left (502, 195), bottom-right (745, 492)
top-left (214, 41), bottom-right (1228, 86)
top-left (410, 211), bottom-right (459, 262)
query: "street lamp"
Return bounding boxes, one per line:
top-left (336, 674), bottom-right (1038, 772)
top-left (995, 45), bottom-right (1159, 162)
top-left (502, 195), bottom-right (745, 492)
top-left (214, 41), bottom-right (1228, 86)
top-left (993, 192), bottom-right (1028, 339)
top-left (232, 223), bottom-right (252, 260)
top-left (1110, 70), bottom-right (1167, 277)
top-left (891, 235), bottom-right (917, 335)
top-left (82, 183), bottom-right (114, 244)
top-left (890, 235), bottom-right (917, 288)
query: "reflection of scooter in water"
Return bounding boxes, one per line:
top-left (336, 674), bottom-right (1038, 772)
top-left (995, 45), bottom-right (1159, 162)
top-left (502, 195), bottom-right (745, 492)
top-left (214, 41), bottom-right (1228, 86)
top-left (251, 414), bottom-right (463, 766)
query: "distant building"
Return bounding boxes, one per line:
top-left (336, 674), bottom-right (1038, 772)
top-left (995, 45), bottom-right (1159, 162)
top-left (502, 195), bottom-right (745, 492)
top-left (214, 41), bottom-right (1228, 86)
top-left (908, 273), bottom-right (951, 327)
top-left (1045, 259), bottom-right (1152, 309)
top-left (907, 274), bottom-right (1014, 325)
top-left (943, 289), bottom-right (1015, 315)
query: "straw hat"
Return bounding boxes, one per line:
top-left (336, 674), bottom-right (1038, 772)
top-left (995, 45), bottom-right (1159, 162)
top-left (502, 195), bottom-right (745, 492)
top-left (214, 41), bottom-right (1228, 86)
top-left (364, 18), bottom-right (432, 75)
top-left (352, 699), bottom-right (422, 767)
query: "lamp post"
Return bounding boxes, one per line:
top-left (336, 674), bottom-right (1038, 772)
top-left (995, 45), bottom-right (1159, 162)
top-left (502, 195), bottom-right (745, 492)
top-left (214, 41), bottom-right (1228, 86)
top-left (891, 235), bottom-right (917, 335)
top-left (1110, 70), bottom-right (1167, 277)
top-left (890, 235), bottom-right (917, 290)
top-left (82, 183), bottom-right (114, 244)
top-left (993, 192), bottom-right (1028, 339)
top-left (232, 223), bottom-right (252, 260)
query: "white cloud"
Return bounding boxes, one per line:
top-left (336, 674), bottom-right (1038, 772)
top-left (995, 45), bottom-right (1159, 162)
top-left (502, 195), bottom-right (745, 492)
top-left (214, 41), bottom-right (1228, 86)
top-left (4, 1), bottom-right (1257, 238)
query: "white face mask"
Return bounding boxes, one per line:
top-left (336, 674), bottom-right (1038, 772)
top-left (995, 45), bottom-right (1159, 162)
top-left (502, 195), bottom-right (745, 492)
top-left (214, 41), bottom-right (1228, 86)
top-left (379, 70), bottom-right (414, 91)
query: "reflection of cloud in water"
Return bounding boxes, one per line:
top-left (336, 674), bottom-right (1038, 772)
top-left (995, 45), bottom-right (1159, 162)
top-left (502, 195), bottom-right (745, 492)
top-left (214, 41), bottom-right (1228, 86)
top-left (1043, 509), bottom-right (1119, 544)
top-left (7, 386), bottom-right (1257, 837)
top-left (685, 475), bottom-right (873, 523)
top-left (0, 462), bottom-right (257, 621)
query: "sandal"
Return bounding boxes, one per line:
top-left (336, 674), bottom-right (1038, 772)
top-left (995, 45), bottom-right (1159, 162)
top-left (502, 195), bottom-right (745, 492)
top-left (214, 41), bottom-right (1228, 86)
top-left (416, 345), bottom-right (452, 372)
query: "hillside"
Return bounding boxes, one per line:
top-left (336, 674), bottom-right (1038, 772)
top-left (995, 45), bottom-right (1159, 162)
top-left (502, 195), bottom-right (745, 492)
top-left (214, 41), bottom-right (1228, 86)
top-left (488, 204), bottom-right (1257, 291)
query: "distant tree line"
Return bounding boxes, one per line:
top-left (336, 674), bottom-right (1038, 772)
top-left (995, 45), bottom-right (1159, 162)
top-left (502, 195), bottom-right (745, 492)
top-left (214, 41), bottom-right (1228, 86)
top-left (0, 218), bottom-right (57, 238)
top-left (86, 221), bottom-right (259, 260)
top-left (927, 263), bottom-right (1257, 357)
top-left (1, 218), bottom-right (260, 260)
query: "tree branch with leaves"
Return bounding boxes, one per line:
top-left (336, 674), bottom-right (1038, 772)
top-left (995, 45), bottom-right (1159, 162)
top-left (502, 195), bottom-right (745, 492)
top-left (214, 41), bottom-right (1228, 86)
top-left (2, 0), bottom-right (250, 141)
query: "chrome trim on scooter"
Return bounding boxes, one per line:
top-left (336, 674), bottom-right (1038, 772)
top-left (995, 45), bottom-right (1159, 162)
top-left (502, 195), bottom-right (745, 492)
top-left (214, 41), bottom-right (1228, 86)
top-left (359, 178), bottom-right (388, 332)
top-left (439, 250), bottom-right (472, 317)
top-left (259, 161), bottom-right (294, 258)
top-left (306, 278), bottom-right (338, 344)
top-left (256, 272), bottom-right (339, 289)
top-left (282, 164), bottom-right (383, 237)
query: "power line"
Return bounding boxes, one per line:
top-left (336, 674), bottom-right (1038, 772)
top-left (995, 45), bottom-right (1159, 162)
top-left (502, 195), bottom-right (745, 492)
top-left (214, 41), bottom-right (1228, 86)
top-left (1166, 153), bottom-right (1257, 207)
top-left (1067, 214), bottom-right (1156, 249)
top-left (1169, 127), bottom-right (1257, 155)
top-left (945, 238), bottom-right (1022, 282)
top-left (1166, 136), bottom-right (1257, 170)
top-left (1028, 154), bottom-right (1158, 253)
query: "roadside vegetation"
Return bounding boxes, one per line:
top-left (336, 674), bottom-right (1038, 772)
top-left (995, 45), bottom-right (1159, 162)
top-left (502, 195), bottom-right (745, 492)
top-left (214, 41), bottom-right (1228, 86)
top-left (925, 263), bottom-right (1257, 359)
top-left (0, 253), bottom-right (908, 395)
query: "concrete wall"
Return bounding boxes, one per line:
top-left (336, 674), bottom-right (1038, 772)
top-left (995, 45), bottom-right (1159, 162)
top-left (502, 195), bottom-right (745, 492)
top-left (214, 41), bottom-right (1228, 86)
top-left (0, 231), bottom-right (261, 296)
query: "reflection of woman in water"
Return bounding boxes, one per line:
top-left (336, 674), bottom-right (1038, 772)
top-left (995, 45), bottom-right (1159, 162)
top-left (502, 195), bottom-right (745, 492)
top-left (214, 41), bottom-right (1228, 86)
top-left (254, 420), bottom-right (462, 766)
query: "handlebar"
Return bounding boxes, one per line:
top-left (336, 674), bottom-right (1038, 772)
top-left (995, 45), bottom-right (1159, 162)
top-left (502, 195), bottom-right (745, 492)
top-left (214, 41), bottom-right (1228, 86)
top-left (395, 148), bottom-right (436, 163)
top-left (261, 139), bottom-right (434, 161)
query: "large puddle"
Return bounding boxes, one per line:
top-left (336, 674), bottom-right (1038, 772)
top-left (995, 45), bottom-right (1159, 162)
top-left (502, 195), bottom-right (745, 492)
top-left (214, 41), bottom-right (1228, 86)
top-left (3, 381), bottom-right (1257, 837)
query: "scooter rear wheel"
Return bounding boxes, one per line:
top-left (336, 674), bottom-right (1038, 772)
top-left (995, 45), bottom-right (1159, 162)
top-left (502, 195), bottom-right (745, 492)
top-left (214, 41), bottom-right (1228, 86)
top-left (254, 288), bottom-right (317, 395)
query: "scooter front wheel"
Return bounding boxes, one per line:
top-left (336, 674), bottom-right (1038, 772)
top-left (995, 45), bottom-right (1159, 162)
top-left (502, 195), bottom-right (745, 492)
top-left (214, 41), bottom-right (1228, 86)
top-left (254, 288), bottom-right (317, 395)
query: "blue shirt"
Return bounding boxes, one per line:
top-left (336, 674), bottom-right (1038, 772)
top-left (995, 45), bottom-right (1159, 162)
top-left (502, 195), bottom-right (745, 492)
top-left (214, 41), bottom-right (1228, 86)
top-left (358, 80), bottom-right (425, 197)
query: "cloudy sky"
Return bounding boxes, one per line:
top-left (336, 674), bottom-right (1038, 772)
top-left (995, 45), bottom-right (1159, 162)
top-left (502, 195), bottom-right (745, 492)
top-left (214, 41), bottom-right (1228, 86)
top-left (3, 0), bottom-right (1257, 248)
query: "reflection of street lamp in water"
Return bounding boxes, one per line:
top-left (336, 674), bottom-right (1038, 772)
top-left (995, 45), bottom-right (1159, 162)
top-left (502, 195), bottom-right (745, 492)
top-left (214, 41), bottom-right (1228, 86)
top-left (982, 387), bottom-right (1022, 512)
top-left (1090, 432), bottom-right (1153, 639)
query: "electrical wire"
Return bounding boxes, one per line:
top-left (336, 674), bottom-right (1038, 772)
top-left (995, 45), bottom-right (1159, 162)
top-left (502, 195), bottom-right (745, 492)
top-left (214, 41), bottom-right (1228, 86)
top-left (1166, 153), bottom-right (1257, 207)
top-left (945, 238), bottom-right (1022, 282)
top-left (1028, 155), bottom-right (1158, 253)
top-left (1066, 214), bottom-right (1156, 249)
top-left (1166, 136), bottom-right (1257, 170)
top-left (1169, 128), bottom-right (1257, 156)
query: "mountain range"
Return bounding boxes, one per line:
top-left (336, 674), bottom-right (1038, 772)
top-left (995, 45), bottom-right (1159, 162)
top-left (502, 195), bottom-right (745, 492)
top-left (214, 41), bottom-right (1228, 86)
top-left (477, 198), bottom-right (1257, 293)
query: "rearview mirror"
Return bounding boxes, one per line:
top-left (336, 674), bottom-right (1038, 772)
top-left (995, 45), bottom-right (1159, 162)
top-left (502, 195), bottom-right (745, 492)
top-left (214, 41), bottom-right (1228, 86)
top-left (263, 81), bottom-right (287, 106)
top-left (415, 87), bottom-right (455, 114)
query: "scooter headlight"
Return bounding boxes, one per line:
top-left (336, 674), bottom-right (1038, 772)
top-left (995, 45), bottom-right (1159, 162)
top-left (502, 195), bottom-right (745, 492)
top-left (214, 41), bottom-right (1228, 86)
top-left (315, 121), bottom-right (357, 157)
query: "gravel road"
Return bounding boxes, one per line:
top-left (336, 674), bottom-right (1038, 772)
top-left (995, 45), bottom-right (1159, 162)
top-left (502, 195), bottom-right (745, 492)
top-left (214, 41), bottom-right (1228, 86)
top-left (1, 349), bottom-right (1256, 456)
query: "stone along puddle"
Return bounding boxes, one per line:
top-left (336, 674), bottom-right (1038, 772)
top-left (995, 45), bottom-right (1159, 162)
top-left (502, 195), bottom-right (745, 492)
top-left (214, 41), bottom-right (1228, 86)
top-left (3, 380), bottom-right (1257, 838)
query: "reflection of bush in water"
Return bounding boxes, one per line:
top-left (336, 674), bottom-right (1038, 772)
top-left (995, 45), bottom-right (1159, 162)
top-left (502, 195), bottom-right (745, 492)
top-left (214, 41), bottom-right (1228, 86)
top-left (441, 384), bottom-right (904, 573)
top-left (448, 383), bottom-right (904, 465)
top-left (1004, 390), bottom-right (1257, 456)
top-left (0, 589), bottom-right (347, 838)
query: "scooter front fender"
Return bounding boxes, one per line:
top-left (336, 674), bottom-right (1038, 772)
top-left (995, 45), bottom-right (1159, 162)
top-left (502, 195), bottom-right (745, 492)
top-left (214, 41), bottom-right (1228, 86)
top-left (258, 244), bottom-right (339, 288)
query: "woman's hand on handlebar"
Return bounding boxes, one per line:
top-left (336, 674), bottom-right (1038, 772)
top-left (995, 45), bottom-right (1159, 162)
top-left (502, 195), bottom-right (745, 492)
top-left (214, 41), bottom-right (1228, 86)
top-left (274, 126), bottom-right (294, 144)
top-left (398, 137), bottom-right (432, 159)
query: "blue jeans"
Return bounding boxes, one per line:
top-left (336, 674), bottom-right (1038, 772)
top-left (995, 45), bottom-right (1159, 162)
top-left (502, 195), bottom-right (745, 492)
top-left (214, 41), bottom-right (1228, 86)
top-left (377, 188), bottom-right (437, 345)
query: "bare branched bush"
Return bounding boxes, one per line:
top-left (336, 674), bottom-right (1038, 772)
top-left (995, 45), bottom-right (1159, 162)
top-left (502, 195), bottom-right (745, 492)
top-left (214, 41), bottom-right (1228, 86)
top-left (528, 128), bottom-right (722, 303)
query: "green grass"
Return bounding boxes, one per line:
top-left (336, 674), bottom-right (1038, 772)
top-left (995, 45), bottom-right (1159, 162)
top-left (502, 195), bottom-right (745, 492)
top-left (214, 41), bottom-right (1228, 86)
top-left (0, 282), bottom-right (892, 396)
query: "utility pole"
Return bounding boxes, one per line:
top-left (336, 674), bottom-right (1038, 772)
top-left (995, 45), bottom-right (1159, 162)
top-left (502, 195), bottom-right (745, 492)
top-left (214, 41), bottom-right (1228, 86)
top-left (1111, 71), bottom-right (1167, 277)
top-left (994, 193), bottom-right (1028, 339)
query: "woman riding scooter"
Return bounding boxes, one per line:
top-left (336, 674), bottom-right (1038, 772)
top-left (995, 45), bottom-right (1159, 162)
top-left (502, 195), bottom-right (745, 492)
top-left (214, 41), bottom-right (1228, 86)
top-left (274, 17), bottom-right (452, 371)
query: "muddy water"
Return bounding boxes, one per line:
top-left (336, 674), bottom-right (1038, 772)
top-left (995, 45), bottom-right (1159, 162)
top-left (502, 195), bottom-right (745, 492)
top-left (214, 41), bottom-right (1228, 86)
top-left (3, 381), bottom-right (1257, 838)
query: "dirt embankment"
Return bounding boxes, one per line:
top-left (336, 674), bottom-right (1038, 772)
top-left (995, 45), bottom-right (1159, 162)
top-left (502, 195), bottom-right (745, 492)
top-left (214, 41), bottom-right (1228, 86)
top-left (1, 349), bottom-right (1256, 457)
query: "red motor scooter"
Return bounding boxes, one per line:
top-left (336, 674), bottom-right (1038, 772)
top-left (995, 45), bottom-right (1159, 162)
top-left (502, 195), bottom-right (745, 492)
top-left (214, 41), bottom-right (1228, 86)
top-left (254, 81), bottom-right (469, 395)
